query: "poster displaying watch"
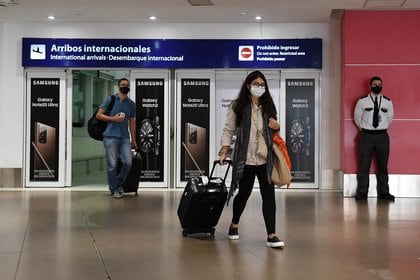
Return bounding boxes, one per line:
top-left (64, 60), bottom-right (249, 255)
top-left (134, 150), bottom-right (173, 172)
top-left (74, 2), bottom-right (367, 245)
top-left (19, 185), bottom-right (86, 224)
top-left (136, 78), bottom-right (165, 182)
top-left (285, 79), bottom-right (315, 183)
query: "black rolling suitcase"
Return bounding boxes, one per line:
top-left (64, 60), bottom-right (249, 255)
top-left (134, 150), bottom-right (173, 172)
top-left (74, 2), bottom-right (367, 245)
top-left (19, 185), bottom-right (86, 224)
top-left (177, 159), bottom-right (232, 236)
top-left (119, 150), bottom-right (142, 195)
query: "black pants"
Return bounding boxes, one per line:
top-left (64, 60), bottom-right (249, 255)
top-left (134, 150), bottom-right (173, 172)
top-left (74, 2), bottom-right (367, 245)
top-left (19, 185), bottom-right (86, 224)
top-left (356, 130), bottom-right (390, 195)
top-left (232, 164), bottom-right (276, 235)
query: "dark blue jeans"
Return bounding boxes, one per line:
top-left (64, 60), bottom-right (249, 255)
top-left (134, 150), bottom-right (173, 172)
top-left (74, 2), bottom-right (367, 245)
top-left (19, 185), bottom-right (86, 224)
top-left (103, 137), bottom-right (132, 193)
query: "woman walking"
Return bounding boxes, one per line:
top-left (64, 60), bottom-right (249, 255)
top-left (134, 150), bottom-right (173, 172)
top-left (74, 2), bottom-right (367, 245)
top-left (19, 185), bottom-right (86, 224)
top-left (219, 70), bottom-right (284, 248)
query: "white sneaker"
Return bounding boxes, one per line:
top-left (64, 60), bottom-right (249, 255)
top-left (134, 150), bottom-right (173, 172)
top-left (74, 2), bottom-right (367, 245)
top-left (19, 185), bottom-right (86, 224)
top-left (112, 190), bottom-right (123, 199)
top-left (117, 186), bottom-right (125, 194)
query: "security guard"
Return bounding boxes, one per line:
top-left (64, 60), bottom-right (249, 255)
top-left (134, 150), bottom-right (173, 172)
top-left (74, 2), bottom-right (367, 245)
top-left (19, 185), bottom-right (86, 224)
top-left (354, 76), bottom-right (395, 201)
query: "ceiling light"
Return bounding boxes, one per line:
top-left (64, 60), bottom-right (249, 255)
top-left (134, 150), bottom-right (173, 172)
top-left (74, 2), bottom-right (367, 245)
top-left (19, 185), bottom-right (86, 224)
top-left (149, 16), bottom-right (157, 20)
top-left (187, 0), bottom-right (213, 6)
top-left (240, 12), bottom-right (248, 16)
top-left (363, 0), bottom-right (406, 8)
top-left (47, 15), bottom-right (56, 20)
top-left (255, 16), bottom-right (262, 21)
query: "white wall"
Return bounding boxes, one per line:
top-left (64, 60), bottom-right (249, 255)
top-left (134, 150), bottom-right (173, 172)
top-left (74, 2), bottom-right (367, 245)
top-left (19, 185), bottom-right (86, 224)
top-left (0, 22), bottom-right (4, 166)
top-left (0, 21), bottom-right (341, 187)
top-left (1, 23), bottom-right (25, 168)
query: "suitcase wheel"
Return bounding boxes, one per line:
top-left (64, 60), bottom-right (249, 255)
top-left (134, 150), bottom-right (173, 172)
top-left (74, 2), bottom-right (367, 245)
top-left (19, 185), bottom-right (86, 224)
top-left (209, 228), bottom-right (215, 235)
top-left (182, 230), bottom-right (189, 237)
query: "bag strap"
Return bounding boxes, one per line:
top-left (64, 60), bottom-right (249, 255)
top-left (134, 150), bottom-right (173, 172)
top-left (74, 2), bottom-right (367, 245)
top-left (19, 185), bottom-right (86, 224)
top-left (104, 95), bottom-right (116, 116)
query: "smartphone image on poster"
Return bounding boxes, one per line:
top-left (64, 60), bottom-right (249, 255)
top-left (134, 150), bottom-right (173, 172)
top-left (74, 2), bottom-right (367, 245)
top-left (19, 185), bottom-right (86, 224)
top-left (184, 122), bottom-right (207, 172)
top-left (33, 122), bottom-right (56, 177)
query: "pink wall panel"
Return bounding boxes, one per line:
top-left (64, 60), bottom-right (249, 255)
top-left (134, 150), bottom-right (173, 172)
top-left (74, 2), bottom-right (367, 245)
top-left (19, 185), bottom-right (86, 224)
top-left (343, 11), bottom-right (420, 64)
top-left (343, 120), bottom-right (420, 174)
top-left (343, 66), bottom-right (420, 120)
top-left (342, 11), bottom-right (420, 175)
top-left (388, 121), bottom-right (420, 173)
top-left (342, 120), bottom-right (359, 173)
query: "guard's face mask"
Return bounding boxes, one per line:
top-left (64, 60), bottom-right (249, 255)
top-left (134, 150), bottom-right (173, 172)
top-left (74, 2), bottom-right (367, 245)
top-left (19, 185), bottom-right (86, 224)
top-left (371, 86), bottom-right (382, 94)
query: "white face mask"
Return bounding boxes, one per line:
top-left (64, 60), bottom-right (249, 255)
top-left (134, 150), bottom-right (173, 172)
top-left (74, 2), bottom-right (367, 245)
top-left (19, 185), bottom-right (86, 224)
top-left (250, 85), bottom-right (265, 97)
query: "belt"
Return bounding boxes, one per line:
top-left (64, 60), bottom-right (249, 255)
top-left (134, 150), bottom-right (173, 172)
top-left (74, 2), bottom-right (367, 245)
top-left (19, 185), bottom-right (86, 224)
top-left (362, 129), bottom-right (387, 135)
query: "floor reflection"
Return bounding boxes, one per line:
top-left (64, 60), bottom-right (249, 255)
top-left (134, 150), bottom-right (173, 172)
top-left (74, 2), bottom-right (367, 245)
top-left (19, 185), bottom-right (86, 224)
top-left (0, 190), bottom-right (419, 280)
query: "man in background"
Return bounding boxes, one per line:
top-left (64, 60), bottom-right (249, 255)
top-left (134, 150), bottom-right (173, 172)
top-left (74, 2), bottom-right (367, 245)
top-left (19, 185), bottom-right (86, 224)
top-left (97, 78), bottom-right (136, 198)
top-left (354, 76), bottom-right (395, 201)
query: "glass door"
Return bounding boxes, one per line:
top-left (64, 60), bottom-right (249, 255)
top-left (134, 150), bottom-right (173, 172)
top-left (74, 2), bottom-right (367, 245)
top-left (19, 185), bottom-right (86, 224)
top-left (71, 70), bottom-right (129, 187)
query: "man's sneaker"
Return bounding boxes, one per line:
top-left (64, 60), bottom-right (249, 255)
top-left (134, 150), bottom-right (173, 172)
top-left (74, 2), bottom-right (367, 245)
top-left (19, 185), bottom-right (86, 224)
top-left (112, 192), bottom-right (123, 199)
top-left (228, 227), bottom-right (239, 240)
top-left (266, 236), bottom-right (285, 248)
top-left (117, 186), bottom-right (125, 196)
top-left (111, 189), bottom-right (123, 199)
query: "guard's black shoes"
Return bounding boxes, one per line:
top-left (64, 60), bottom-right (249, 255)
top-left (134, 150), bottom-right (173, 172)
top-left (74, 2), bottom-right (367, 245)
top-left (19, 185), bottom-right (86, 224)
top-left (355, 193), bottom-right (368, 201)
top-left (378, 193), bottom-right (395, 201)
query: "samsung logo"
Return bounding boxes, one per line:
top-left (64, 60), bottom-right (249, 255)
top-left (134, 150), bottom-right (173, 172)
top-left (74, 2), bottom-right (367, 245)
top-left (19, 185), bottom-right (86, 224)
top-left (137, 80), bottom-right (164, 86)
top-left (183, 80), bottom-right (210, 86)
top-left (287, 80), bottom-right (314, 87)
top-left (32, 80), bottom-right (59, 85)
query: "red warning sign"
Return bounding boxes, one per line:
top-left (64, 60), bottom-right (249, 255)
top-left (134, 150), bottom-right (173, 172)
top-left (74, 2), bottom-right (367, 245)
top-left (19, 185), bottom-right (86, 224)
top-left (238, 46), bottom-right (254, 61)
top-left (241, 47), bottom-right (252, 58)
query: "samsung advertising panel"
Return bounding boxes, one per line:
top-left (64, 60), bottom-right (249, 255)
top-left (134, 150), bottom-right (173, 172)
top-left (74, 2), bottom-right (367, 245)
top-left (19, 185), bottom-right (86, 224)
top-left (180, 79), bottom-right (210, 181)
top-left (285, 79), bottom-right (315, 183)
top-left (136, 78), bottom-right (165, 181)
top-left (29, 78), bottom-right (60, 181)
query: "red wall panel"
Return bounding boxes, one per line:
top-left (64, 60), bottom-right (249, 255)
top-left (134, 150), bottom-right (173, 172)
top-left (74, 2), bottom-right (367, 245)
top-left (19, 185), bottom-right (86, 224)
top-left (343, 119), bottom-right (420, 174)
top-left (342, 11), bottom-right (420, 175)
top-left (343, 66), bottom-right (420, 119)
top-left (342, 120), bottom-right (359, 173)
top-left (343, 11), bottom-right (420, 64)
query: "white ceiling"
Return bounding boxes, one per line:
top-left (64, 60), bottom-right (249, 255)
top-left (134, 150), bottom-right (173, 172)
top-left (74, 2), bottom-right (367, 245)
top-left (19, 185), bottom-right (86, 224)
top-left (0, 0), bottom-right (419, 23)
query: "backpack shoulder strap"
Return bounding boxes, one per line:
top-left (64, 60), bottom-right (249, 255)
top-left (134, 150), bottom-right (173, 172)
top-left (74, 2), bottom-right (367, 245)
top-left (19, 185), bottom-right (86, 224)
top-left (105, 95), bottom-right (116, 115)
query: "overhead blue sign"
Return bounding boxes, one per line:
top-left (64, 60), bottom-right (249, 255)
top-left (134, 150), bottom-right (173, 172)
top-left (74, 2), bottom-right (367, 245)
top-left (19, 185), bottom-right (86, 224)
top-left (22, 38), bottom-right (322, 69)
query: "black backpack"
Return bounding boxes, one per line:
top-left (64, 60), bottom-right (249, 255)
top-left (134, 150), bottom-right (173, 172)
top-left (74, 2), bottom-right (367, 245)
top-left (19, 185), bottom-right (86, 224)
top-left (87, 95), bottom-right (116, 141)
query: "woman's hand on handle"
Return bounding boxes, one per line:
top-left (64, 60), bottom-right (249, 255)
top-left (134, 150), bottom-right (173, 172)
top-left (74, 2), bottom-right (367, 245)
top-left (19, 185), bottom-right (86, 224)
top-left (219, 145), bottom-right (229, 165)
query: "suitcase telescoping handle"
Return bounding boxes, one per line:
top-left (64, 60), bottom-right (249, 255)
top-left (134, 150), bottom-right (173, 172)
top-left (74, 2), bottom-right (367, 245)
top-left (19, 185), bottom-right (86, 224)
top-left (209, 160), bottom-right (233, 183)
top-left (131, 148), bottom-right (142, 160)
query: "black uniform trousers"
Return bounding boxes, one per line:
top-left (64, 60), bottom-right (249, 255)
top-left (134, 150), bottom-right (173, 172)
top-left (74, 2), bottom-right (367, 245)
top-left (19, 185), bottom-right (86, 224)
top-left (356, 129), bottom-right (390, 196)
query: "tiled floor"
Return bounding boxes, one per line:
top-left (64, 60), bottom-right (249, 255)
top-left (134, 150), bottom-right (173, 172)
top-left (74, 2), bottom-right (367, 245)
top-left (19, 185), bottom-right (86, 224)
top-left (1, 189), bottom-right (419, 280)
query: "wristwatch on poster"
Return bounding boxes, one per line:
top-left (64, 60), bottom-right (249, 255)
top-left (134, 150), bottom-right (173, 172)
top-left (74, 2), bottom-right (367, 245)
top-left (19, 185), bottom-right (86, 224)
top-left (304, 116), bottom-right (311, 157)
top-left (289, 112), bottom-right (311, 171)
top-left (138, 107), bottom-right (160, 170)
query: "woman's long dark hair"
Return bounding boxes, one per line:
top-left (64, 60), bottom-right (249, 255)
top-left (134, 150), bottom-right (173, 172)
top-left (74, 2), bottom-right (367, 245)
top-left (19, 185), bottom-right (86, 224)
top-left (232, 70), bottom-right (277, 127)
